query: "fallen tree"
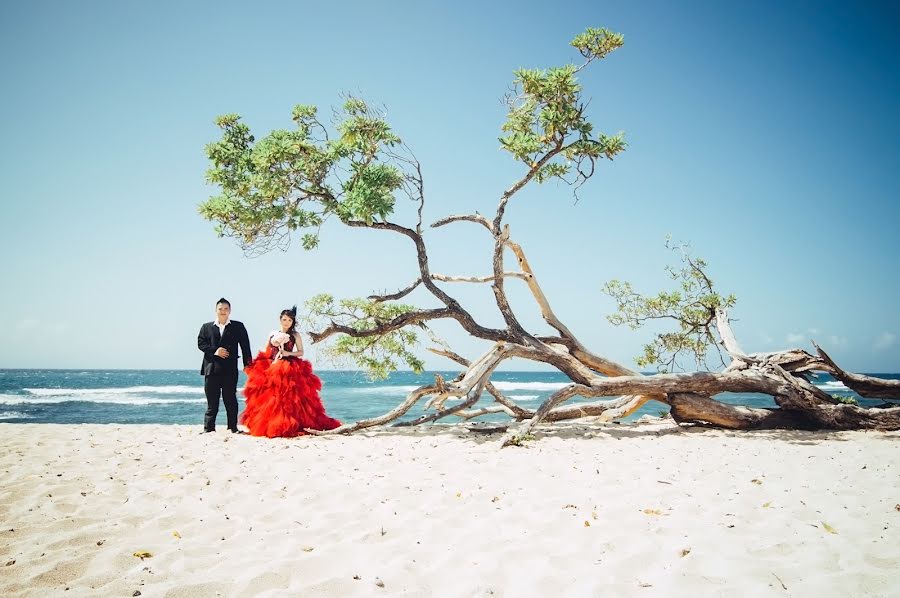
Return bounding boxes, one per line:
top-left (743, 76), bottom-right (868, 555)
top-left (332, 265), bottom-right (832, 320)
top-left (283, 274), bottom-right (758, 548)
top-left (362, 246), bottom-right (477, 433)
top-left (199, 27), bottom-right (900, 444)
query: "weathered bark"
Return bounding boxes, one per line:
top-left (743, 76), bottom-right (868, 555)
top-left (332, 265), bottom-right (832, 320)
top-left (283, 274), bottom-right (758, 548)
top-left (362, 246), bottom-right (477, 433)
top-left (304, 384), bottom-right (439, 435)
top-left (813, 343), bottom-right (900, 400)
top-left (368, 279), bottom-right (421, 302)
top-left (427, 348), bottom-right (531, 419)
top-left (394, 379), bottom-right (487, 427)
top-left (306, 191), bottom-right (900, 440)
top-left (431, 272), bottom-right (528, 283)
top-left (668, 393), bottom-right (816, 429)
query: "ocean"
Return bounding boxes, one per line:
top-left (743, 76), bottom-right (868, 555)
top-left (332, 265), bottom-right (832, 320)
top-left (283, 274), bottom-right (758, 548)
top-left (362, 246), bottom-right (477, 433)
top-left (0, 369), bottom-right (894, 427)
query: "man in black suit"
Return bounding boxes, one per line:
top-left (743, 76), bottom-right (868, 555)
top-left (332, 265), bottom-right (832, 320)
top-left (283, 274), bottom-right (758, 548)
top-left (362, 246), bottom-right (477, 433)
top-left (198, 297), bottom-right (252, 433)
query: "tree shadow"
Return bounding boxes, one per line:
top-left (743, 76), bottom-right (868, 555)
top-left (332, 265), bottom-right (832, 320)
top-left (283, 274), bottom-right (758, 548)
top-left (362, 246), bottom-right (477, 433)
top-left (341, 419), bottom-right (900, 446)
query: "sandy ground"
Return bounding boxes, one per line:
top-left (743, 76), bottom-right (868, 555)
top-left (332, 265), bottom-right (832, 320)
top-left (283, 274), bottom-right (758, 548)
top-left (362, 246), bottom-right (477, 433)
top-left (0, 422), bottom-right (898, 597)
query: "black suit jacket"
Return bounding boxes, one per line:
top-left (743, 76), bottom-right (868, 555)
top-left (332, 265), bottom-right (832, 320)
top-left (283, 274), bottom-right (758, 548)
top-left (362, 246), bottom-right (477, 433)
top-left (198, 320), bottom-right (252, 376)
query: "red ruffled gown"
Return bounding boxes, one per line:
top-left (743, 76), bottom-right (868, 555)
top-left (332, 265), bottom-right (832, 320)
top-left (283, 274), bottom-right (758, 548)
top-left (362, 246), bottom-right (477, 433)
top-left (241, 337), bottom-right (341, 437)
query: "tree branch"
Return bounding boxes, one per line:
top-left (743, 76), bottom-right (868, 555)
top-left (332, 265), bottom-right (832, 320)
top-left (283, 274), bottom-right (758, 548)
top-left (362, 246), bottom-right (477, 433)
top-left (367, 279), bottom-right (422, 303)
top-left (491, 225), bottom-right (530, 338)
top-left (431, 272), bottom-right (529, 283)
top-left (431, 214), bottom-right (494, 234)
top-left (501, 383), bottom-right (590, 446)
top-left (309, 307), bottom-right (454, 343)
top-left (305, 384), bottom-right (439, 435)
top-left (428, 347), bottom-right (531, 418)
top-left (493, 140), bottom-right (564, 232)
top-left (345, 219), bottom-right (518, 344)
top-left (813, 342), bottom-right (900, 400)
top-left (394, 380), bottom-right (487, 427)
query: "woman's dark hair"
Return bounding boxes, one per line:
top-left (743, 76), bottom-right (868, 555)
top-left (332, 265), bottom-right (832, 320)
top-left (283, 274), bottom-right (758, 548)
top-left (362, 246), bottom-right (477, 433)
top-left (280, 306), bottom-right (298, 336)
top-left (216, 297), bottom-right (231, 307)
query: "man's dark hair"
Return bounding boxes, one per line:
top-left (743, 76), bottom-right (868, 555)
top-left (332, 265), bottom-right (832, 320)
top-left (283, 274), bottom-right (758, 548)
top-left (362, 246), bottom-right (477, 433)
top-left (216, 297), bottom-right (231, 307)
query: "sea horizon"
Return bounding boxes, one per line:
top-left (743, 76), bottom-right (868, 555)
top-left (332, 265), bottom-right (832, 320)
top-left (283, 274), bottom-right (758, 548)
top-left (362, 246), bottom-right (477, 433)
top-left (1, 368), bottom-right (895, 427)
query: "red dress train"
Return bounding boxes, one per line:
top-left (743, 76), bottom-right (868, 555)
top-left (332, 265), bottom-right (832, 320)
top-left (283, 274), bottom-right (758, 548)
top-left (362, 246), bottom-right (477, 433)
top-left (241, 339), bottom-right (341, 437)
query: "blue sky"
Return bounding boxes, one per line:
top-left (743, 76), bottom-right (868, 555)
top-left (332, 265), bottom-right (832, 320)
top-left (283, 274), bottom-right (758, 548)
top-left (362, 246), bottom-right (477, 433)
top-left (1, 0), bottom-right (898, 372)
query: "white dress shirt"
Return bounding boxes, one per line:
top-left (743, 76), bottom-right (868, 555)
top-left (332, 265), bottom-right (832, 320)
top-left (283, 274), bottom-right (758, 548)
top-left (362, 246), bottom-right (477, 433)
top-left (215, 319), bottom-right (230, 337)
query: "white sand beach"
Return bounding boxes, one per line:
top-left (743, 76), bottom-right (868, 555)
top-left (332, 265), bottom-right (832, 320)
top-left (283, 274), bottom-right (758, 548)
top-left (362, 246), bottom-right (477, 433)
top-left (1, 422), bottom-right (898, 597)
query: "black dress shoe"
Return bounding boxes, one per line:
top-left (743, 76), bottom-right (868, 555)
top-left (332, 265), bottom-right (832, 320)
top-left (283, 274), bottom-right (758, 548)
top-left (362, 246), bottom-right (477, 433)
top-left (230, 428), bottom-right (245, 434)
top-left (201, 429), bottom-right (216, 434)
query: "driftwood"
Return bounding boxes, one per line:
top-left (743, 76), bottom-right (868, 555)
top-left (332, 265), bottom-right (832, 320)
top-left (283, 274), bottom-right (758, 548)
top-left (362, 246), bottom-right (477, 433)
top-left (304, 153), bottom-right (900, 444)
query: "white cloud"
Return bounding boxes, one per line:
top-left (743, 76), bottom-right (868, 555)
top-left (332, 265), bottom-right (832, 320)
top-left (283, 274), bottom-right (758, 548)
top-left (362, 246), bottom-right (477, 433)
top-left (828, 335), bottom-right (848, 347)
top-left (808, 327), bottom-right (821, 335)
top-left (18, 319), bottom-right (40, 331)
top-left (874, 332), bottom-right (896, 352)
top-left (786, 333), bottom-right (806, 345)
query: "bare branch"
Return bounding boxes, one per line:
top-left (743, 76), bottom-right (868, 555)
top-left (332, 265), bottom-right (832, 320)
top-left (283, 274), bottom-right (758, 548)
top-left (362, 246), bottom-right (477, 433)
top-left (427, 346), bottom-right (531, 419)
top-left (431, 214), bottom-right (494, 233)
top-left (305, 384), bottom-right (439, 435)
top-left (345, 220), bottom-right (518, 341)
top-left (491, 225), bottom-right (530, 337)
top-left (668, 393), bottom-right (814, 429)
top-left (395, 381), bottom-right (487, 427)
top-left (431, 272), bottom-right (529, 284)
top-left (714, 308), bottom-right (755, 364)
top-left (309, 307), bottom-right (454, 343)
top-left (344, 219), bottom-right (518, 344)
top-left (427, 347), bottom-right (469, 364)
top-left (367, 279), bottom-right (422, 303)
top-left (456, 405), bottom-right (516, 420)
top-left (502, 383), bottom-right (590, 446)
top-left (504, 238), bottom-right (577, 339)
top-left (493, 140), bottom-right (564, 232)
top-left (386, 143), bottom-right (426, 233)
top-left (813, 342), bottom-right (900, 400)
top-left (534, 394), bottom-right (645, 422)
top-left (593, 395), bottom-right (653, 422)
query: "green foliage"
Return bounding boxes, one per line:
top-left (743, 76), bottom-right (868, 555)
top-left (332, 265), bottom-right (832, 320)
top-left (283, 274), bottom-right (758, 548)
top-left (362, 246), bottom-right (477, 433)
top-left (603, 240), bottom-right (737, 372)
top-left (201, 26), bottom-right (631, 379)
top-left (337, 162), bottom-right (402, 225)
top-left (831, 394), bottom-right (859, 406)
top-left (571, 27), bottom-right (625, 61)
top-left (200, 97), bottom-right (406, 255)
top-left (302, 294), bottom-right (426, 380)
top-left (505, 432), bottom-right (536, 447)
top-left (499, 27), bottom-right (626, 189)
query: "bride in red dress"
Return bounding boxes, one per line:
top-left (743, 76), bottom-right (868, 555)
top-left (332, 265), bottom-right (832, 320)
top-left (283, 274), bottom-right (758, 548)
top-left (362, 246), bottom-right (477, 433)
top-left (241, 306), bottom-right (341, 437)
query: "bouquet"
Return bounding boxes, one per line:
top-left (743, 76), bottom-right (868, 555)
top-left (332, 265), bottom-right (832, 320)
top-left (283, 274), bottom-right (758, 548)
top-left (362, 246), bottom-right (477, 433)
top-left (270, 331), bottom-right (291, 347)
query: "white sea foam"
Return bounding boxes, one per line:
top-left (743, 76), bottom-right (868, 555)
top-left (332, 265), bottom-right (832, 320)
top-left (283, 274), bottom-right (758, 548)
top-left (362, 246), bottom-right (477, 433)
top-left (0, 411), bottom-right (31, 420)
top-left (815, 381), bottom-right (849, 391)
top-left (0, 393), bottom-right (205, 406)
top-left (351, 385), bottom-right (420, 395)
top-left (23, 385), bottom-right (204, 396)
top-left (507, 395), bottom-right (540, 401)
top-left (492, 381), bottom-right (569, 391)
top-left (353, 382), bottom-right (567, 395)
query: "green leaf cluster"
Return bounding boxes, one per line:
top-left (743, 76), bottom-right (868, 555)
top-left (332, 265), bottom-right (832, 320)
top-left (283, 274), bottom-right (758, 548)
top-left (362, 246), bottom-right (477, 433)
top-left (505, 432), bottom-right (536, 447)
top-left (303, 294), bottom-right (425, 380)
top-left (499, 27), bottom-right (626, 187)
top-left (603, 243), bottom-right (736, 371)
top-left (200, 98), bottom-right (406, 253)
top-left (571, 27), bottom-right (625, 61)
top-left (831, 394), bottom-right (859, 406)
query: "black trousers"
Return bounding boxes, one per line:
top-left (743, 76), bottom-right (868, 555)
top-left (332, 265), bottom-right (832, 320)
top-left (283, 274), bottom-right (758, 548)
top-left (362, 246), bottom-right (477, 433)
top-left (204, 371), bottom-right (239, 431)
